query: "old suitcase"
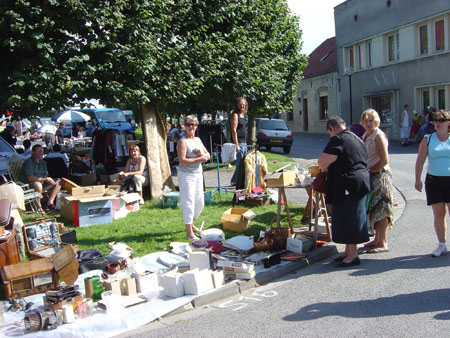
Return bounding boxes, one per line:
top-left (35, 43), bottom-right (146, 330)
top-left (0, 229), bottom-right (20, 266)
top-left (23, 218), bottom-right (76, 259)
top-left (0, 257), bottom-right (58, 299)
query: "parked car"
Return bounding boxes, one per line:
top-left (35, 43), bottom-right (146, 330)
top-left (255, 118), bottom-right (293, 154)
top-left (74, 108), bottom-right (135, 139)
top-left (122, 110), bottom-right (137, 128)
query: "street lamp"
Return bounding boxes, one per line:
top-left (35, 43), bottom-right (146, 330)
top-left (345, 67), bottom-right (353, 124)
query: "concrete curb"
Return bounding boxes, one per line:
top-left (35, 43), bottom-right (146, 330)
top-left (166, 244), bottom-right (337, 318)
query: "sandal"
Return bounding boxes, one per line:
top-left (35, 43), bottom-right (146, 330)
top-left (366, 247), bottom-right (389, 254)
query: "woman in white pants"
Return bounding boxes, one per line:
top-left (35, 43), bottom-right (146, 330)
top-left (177, 115), bottom-right (210, 239)
top-left (119, 145), bottom-right (147, 203)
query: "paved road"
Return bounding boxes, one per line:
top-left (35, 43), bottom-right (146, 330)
top-left (123, 133), bottom-right (450, 338)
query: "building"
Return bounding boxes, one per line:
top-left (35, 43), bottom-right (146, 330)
top-left (286, 37), bottom-right (338, 133)
top-left (335, 0), bottom-right (450, 139)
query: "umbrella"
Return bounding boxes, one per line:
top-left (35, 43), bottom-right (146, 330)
top-left (52, 110), bottom-right (91, 123)
top-left (38, 124), bottom-right (57, 134)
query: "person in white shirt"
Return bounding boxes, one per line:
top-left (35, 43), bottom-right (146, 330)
top-left (46, 144), bottom-right (69, 167)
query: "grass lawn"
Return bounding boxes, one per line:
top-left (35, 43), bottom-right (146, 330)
top-left (21, 192), bottom-right (305, 258)
top-left (18, 144), bottom-right (299, 259)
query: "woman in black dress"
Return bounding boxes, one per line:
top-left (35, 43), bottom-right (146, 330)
top-left (318, 116), bottom-right (371, 267)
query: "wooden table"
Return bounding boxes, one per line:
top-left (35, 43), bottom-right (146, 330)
top-left (273, 184), bottom-right (331, 247)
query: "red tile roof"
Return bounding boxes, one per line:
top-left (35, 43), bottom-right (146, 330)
top-left (302, 37), bottom-right (337, 79)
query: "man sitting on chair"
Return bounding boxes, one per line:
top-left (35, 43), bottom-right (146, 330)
top-left (20, 144), bottom-right (61, 212)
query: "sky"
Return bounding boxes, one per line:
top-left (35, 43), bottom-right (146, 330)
top-left (286, 0), bottom-right (346, 55)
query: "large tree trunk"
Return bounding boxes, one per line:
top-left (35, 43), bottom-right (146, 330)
top-left (141, 103), bottom-right (175, 199)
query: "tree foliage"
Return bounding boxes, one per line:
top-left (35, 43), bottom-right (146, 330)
top-left (1, 0), bottom-right (306, 117)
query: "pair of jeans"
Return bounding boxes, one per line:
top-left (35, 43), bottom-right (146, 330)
top-left (231, 143), bottom-right (247, 184)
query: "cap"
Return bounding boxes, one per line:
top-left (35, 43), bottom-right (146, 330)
top-left (6, 122), bottom-right (15, 129)
top-left (413, 110), bottom-right (418, 115)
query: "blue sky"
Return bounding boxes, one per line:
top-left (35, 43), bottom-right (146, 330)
top-left (287, 0), bottom-right (345, 55)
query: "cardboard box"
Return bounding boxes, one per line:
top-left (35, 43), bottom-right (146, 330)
top-left (131, 271), bottom-right (159, 294)
top-left (223, 270), bottom-right (256, 280)
top-left (163, 269), bottom-right (184, 298)
top-left (286, 237), bottom-right (303, 254)
top-left (264, 171), bottom-right (296, 187)
top-left (221, 208), bottom-right (256, 233)
top-left (61, 185), bottom-right (113, 227)
top-left (69, 172), bottom-right (97, 186)
top-left (60, 178), bottom-right (79, 194)
top-left (121, 193), bottom-right (141, 212)
top-left (211, 270), bottom-right (224, 288)
top-left (182, 268), bottom-right (213, 295)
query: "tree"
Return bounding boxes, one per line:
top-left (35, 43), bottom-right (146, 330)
top-left (1, 0), bottom-right (306, 197)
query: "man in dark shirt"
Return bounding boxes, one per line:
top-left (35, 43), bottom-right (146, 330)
top-left (20, 144), bottom-right (61, 212)
top-left (55, 122), bottom-right (65, 145)
top-left (230, 97), bottom-right (248, 185)
top-left (0, 122), bottom-right (17, 146)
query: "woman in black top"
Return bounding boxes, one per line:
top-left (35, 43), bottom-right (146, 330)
top-left (318, 116), bottom-right (371, 267)
top-left (230, 97), bottom-right (248, 185)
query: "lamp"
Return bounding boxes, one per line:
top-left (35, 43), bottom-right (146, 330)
top-left (344, 67), bottom-right (353, 124)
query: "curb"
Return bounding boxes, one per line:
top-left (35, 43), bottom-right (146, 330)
top-left (166, 244), bottom-right (337, 317)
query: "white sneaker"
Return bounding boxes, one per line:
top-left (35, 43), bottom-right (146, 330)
top-left (431, 244), bottom-right (447, 257)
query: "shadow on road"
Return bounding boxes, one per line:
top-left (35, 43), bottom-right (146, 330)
top-left (283, 287), bottom-right (450, 321)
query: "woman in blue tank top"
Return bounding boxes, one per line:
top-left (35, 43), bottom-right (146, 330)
top-left (415, 109), bottom-right (450, 257)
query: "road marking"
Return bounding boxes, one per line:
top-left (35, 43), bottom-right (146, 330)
top-left (218, 289), bottom-right (279, 311)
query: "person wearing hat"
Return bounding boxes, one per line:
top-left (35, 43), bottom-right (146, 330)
top-left (409, 109), bottom-right (423, 144)
top-left (0, 122), bottom-right (17, 147)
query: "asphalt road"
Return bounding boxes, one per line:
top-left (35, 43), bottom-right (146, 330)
top-left (122, 133), bottom-right (450, 338)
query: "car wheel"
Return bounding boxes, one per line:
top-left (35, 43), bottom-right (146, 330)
top-left (283, 146), bottom-right (291, 154)
top-left (266, 146), bottom-right (272, 151)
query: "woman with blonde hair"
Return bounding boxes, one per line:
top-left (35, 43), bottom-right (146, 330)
top-left (119, 144), bottom-right (147, 204)
top-left (177, 115), bottom-right (210, 239)
top-left (415, 109), bottom-right (450, 257)
top-left (361, 109), bottom-right (394, 253)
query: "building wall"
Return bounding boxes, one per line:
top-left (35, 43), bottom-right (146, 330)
top-left (335, 0), bottom-right (450, 139)
top-left (284, 71), bottom-right (339, 134)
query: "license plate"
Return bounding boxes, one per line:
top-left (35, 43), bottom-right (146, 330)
top-left (271, 139), bottom-right (283, 143)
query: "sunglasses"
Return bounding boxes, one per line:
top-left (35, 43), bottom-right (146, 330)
top-left (433, 118), bottom-right (448, 123)
top-left (185, 123), bottom-right (197, 127)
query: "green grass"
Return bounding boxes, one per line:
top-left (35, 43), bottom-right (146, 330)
top-left (135, 127), bottom-right (143, 140)
top-left (21, 193), bottom-right (305, 258)
top-left (205, 151), bottom-right (295, 173)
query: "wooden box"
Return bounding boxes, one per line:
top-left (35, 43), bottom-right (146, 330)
top-left (23, 219), bottom-right (74, 259)
top-left (0, 258), bottom-right (58, 299)
top-left (264, 171), bottom-right (296, 187)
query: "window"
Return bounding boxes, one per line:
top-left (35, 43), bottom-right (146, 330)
top-left (349, 48), bottom-right (354, 69)
top-left (388, 33), bottom-right (400, 61)
top-left (367, 41), bottom-right (372, 67)
top-left (357, 45), bottom-right (362, 69)
top-left (438, 89), bottom-right (445, 109)
top-left (419, 25), bottom-right (428, 54)
top-left (422, 90), bottom-right (430, 111)
top-left (435, 20), bottom-right (444, 51)
top-left (319, 95), bottom-right (328, 120)
top-left (371, 94), bottom-right (392, 123)
top-left (287, 110), bottom-right (293, 121)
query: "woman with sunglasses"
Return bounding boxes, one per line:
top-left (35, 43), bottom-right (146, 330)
top-left (177, 115), bottom-right (210, 240)
top-left (415, 109), bottom-right (450, 257)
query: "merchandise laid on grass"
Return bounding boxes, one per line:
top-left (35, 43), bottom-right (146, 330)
top-left (0, 216), bottom-right (327, 337)
top-left (0, 162), bottom-right (332, 337)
